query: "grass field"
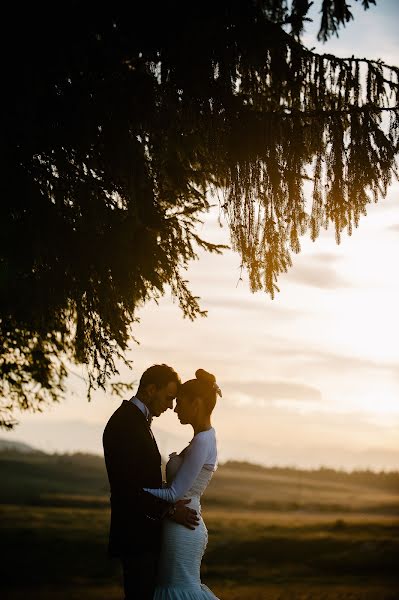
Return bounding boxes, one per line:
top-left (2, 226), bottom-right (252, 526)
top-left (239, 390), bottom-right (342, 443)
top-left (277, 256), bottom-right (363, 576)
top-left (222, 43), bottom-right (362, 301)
top-left (1, 449), bottom-right (398, 599)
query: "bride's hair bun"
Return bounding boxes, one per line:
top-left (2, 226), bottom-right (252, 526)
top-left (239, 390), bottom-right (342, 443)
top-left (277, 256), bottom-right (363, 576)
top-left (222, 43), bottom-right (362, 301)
top-left (181, 369), bottom-right (220, 413)
top-left (195, 369), bottom-right (222, 399)
top-left (195, 369), bottom-right (216, 386)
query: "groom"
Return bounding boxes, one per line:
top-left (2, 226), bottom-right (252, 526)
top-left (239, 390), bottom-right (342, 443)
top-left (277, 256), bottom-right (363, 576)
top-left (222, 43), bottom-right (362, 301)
top-left (103, 363), bottom-right (199, 600)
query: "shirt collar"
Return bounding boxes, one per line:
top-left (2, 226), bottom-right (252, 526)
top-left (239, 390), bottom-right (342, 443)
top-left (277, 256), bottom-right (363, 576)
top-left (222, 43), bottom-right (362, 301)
top-left (130, 396), bottom-right (152, 425)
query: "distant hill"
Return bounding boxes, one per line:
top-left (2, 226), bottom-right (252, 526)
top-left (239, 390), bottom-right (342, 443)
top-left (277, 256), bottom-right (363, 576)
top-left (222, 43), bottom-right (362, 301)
top-left (1, 448), bottom-right (398, 514)
top-left (0, 439), bottom-right (39, 453)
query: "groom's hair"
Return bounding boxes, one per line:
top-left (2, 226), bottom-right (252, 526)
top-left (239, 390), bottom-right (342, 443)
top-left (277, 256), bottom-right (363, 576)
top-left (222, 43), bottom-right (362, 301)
top-left (138, 364), bottom-right (181, 391)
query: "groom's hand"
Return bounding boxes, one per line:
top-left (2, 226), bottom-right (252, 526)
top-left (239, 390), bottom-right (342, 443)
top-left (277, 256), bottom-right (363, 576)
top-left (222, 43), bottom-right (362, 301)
top-left (169, 499), bottom-right (199, 530)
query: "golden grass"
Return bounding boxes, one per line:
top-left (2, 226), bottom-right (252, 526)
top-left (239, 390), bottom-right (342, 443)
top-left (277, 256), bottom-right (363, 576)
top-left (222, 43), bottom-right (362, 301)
top-left (1, 455), bottom-right (398, 599)
top-left (205, 467), bottom-right (399, 514)
top-left (3, 583), bottom-right (399, 600)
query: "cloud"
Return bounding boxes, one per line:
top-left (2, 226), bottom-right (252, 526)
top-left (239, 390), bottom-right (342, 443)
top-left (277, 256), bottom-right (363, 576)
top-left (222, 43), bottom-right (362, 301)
top-left (255, 341), bottom-right (399, 380)
top-left (311, 252), bottom-right (342, 264)
top-left (294, 349), bottom-right (399, 380)
top-left (286, 254), bottom-right (348, 289)
top-left (222, 380), bottom-right (323, 403)
top-left (204, 296), bottom-right (305, 318)
top-left (387, 224), bottom-right (399, 233)
top-left (313, 352), bottom-right (399, 377)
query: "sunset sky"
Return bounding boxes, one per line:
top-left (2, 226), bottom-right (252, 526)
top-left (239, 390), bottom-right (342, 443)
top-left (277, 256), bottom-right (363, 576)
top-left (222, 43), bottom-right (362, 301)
top-left (5, 0), bottom-right (399, 470)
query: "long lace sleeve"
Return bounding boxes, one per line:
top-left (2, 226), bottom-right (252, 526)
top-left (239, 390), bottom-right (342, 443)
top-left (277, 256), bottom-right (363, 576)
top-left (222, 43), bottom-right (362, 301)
top-left (144, 435), bottom-right (210, 503)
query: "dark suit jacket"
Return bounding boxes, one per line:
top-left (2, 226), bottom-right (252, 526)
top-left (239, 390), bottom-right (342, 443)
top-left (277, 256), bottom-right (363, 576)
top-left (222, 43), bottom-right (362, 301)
top-left (103, 400), bottom-right (171, 557)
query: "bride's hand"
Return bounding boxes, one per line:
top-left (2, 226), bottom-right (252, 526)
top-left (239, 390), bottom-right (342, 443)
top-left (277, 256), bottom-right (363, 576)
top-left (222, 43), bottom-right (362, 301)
top-left (169, 499), bottom-right (199, 530)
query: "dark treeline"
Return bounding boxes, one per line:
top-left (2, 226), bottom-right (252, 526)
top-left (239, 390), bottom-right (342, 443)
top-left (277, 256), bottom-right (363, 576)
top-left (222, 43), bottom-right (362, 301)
top-left (1, 449), bottom-right (398, 503)
top-left (223, 461), bottom-right (399, 492)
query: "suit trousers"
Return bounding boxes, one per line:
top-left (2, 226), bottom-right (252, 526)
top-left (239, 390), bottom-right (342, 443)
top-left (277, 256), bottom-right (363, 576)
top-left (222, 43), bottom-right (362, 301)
top-left (121, 550), bottom-right (158, 600)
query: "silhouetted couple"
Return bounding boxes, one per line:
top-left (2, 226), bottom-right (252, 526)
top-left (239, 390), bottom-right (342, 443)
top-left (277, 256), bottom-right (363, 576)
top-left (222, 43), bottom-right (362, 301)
top-left (103, 364), bottom-right (222, 599)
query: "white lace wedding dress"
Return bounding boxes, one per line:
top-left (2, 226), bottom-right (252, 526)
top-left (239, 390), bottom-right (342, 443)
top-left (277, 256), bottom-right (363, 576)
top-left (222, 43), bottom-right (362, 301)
top-left (145, 428), bottom-right (220, 600)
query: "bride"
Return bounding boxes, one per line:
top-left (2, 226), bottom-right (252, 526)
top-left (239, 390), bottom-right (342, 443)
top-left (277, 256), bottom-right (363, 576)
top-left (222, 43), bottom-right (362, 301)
top-left (144, 369), bottom-right (221, 600)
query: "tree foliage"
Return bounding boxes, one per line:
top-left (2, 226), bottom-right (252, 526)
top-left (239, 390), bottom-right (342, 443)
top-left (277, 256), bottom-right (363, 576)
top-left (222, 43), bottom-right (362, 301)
top-left (1, 1), bottom-right (398, 427)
